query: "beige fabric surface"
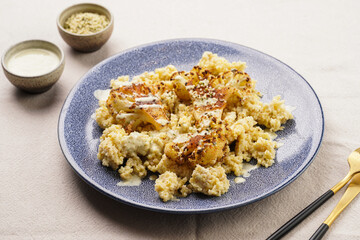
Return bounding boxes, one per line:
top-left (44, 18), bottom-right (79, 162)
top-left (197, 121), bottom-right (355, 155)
top-left (1, 0), bottom-right (360, 239)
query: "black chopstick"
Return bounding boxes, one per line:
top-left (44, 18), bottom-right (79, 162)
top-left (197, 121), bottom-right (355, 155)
top-left (309, 223), bottom-right (329, 240)
top-left (266, 190), bottom-right (334, 240)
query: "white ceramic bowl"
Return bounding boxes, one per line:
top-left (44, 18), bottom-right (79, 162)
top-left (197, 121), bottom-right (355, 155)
top-left (1, 39), bottom-right (65, 93)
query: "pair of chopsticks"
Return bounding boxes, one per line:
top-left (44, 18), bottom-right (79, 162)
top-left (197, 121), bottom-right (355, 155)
top-left (267, 149), bottom-right (360, 239)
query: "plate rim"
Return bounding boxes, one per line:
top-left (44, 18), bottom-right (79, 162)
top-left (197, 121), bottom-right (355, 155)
top-left (58, 38), bottom-right (324, 214)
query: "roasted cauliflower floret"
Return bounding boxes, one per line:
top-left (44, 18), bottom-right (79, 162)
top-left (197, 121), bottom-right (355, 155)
top-left (106, 82), bottom-right (169, 131)
top-left (192, 86), bottom-right (235, 128)
top-left (164, 130), bottom-right (226, 167)
top-left (171, 71), bottom-right (192, 101)
top-left (170, 67), bottom-right (238, 130)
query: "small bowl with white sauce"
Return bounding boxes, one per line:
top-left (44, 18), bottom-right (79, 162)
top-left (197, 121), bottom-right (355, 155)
top-left (1, 40), bottom-right (65, 93)
top-left (57, 3), bottom-right (114, 52)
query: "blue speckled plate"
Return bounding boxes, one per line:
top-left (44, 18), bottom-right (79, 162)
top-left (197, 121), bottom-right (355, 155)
top-left (58, 38), bottom-right (324, 213)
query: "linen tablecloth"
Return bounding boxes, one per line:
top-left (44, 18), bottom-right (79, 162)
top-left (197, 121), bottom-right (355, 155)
top-left (1, 0), bottom-right (360, 239)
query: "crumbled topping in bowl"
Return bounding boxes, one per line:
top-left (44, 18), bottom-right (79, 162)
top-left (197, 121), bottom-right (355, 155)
top-left (64, 12), bottom-right (109, 34)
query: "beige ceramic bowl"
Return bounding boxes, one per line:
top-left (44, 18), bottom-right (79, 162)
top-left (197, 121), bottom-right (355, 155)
top-left (1, 40), bottom-right (65, 93)
top-left (57, 3), bottom-right (114, 52)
